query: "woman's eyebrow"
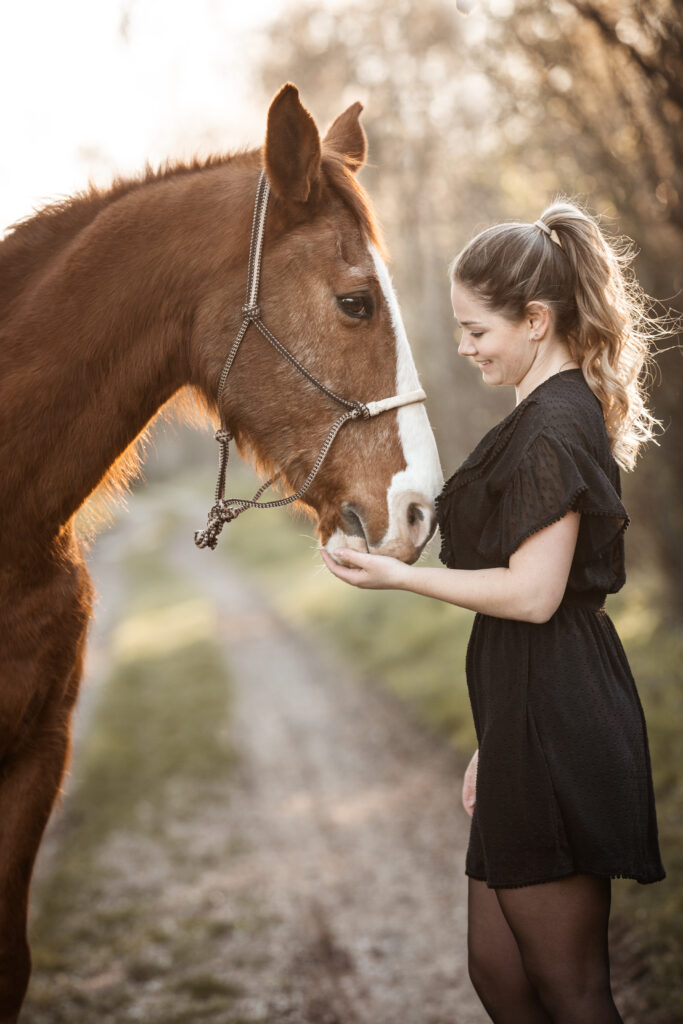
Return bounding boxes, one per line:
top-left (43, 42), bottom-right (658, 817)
top-left (455, 318), bottom-right (483, 327)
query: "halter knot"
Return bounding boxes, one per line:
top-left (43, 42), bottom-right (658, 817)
top-left (215, 428), bottom-right (231, 443)
top-left (351, 401), bottom-right (371, 420)
top-left (214, 501), bottom-right (239, 523)
top-left (193, 500), bottom-right (241, 550)
top-left (241, 303), bottom-right (261, 321)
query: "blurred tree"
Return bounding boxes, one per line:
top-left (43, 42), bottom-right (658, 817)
top-left (257, 0), bottom-right (516, 469)
top-left (465, 0), bottom-right (683, 616)
top-left (257, 0), bottom-right (683, 616)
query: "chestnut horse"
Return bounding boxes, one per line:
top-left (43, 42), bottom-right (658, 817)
top-left (0, 83), bottom-right (442, 1019)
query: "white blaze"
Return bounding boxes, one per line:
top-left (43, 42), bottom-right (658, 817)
top-left (369, 246), bottom-right (444, 543)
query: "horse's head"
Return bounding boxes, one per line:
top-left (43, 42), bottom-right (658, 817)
top-left (196, 84), bottom-right (443, 564)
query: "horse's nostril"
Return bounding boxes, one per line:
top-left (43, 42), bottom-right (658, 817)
top-left (407, 502), bottom-right (425, 527)
top-left (341, 504), bottom-right (367, 541)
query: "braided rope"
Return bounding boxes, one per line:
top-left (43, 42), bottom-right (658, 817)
top-left (253, 318), bottom-right (366, 413)
top-left (194, 408), bottom-right (360, 549)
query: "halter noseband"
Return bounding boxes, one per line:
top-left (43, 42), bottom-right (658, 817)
top-left (194, 170), bottom-right (426, 551)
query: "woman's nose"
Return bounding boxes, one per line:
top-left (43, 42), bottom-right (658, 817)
top-left (458, 334), bottom-right (477, 356)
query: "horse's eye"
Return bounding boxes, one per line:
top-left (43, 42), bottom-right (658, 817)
top-left (336, 293), bottom-right (374, 320)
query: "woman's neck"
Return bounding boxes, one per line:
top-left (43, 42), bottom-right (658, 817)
top-left (515, 350), bottom-right (580, 405)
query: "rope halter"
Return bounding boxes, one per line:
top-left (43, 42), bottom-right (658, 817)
top-left (194, 171), bottom-right (426, 551)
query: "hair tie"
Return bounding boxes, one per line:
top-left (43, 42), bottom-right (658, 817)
top-left (534, 219), bottom-right (562, 248)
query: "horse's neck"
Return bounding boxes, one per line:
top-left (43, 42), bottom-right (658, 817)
top-left (0, 167), bottom-right (250, 552)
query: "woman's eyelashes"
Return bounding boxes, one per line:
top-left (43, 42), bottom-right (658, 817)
top-left (456, 323), bottom-right (485, 339)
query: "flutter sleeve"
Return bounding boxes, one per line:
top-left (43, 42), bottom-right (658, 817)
top-left (476, 429), bottom-right (629, 566)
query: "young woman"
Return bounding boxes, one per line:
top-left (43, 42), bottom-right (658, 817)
top-left (320, 201), bottom-right (667, 1023)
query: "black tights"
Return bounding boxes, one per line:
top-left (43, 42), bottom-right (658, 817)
top-left (468, 873), bottom-right (624, 1023)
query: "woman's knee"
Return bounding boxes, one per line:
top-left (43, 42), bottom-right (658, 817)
top-left (521, 954), bottom-right (617, 1022)
top-left (468, 939), bottom-right (554, 1023)
top-left (467, 938), bottom-right (494, 996)
top-left (468, 940), bottom-right (507, 1015)
top-left (467, 935), bottom-right (526, 1006)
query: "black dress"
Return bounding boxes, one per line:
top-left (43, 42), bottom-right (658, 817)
top-left (436, 368), bottom-right (666, 889)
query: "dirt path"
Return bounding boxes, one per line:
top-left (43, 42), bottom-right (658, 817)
top-left (170, 535), bottom-right (483, 1023)
top-left (25, 500), bottom-right (483, 1024)
top-left (26, 496), bottom-right (655, 1023)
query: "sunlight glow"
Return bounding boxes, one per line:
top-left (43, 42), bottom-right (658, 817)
top-left (0, 0), bottom-right (289, 233)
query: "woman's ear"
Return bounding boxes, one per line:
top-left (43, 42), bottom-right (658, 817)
top-left (526, 301), bottom-right (551, 339)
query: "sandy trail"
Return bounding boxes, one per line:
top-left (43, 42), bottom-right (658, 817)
top-left (171, 533), bottom-right (484, 1023)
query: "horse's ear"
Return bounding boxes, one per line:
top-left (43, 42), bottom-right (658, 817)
top-left (264, 83), bottom-right (322, 203)
top-left (323, 102), bottom-right (367, 172)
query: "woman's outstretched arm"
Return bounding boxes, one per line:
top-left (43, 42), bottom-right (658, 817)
top-left (320, 509), bottom-right (580, 624)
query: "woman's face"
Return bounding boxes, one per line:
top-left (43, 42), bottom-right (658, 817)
top-left (450, 280), bottom-right (536, 387)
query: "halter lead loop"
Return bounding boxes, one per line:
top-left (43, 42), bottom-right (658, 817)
top-left (194, 171), bottom-right (426, 551)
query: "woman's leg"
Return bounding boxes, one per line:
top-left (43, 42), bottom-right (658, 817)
top-left (468, 877), bottom-right (552, 1022)
top-left (495, 873), bottom-right (623, 1024)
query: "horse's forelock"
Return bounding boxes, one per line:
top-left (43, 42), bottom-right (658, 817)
top-left (320, 151), bottom-right (387, 261)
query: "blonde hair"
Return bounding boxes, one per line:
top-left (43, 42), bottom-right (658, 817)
top-left (450, 199), bottom-right (671, 470)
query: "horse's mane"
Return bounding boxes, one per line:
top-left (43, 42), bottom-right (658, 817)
top-left (0, 145), bottom-right (384, 311)
top-left (2, 145), bottom-right (384, 537)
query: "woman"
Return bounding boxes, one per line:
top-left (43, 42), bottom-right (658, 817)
top-left (321, 201), bottom-right (667, 1024)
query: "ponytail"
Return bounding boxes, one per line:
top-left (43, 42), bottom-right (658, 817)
top-left (450, 199), bottom-right (672, 470)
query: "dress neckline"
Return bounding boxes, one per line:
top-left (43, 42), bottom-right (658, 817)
top-left (439, 369), bottom-right (585, 493)
top-left (515, 367), bottom-right (584, 409)
top-left (487, 367), bottom-right (585, 437)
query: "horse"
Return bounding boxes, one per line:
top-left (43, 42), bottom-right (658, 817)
top-left (0, 82), bottom-right (442, 1020)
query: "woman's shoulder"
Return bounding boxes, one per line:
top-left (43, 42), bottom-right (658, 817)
top-left (439, 370), bottom-right (610, 496)
top-left (529, 372), bottom-right (620, 487)
top-left (530, 369), bottom-right (606, 444)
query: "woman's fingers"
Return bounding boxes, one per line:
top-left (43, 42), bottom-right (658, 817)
top-left (332, 548), bottom-right (371, 569)
top-left (319, 547), bottom-right (368, 583)
top-left (320, 540), bottom-right (410, 591)
top-left (319, 547), bottom-right (404, 590)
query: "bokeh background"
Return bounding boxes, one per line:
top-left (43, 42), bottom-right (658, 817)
top-left (3, 1), bottom-right (681, 1021)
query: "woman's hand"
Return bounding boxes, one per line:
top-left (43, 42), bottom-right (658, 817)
top-left (462, 748), bottom-right (478, 817)
top-left (320, 547), bottom-right (409, 590)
